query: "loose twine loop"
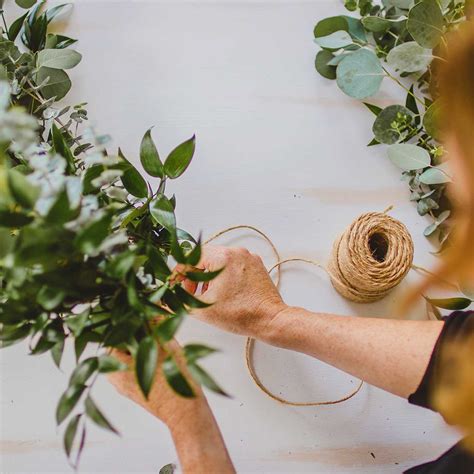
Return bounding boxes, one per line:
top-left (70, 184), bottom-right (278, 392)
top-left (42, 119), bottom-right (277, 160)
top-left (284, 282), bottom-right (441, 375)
top-left (204, 211), bottom-right (414, 406)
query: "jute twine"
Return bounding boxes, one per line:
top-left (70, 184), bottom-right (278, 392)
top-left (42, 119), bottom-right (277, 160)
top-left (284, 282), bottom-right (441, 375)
top-left (204, 211), bottom-right (414, 406)
top-left (327, 211), bottom-right (414, 303)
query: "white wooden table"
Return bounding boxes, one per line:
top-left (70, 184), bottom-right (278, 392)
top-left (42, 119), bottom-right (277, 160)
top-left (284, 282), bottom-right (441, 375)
top-left (0, 1), bottom-right (461, 472)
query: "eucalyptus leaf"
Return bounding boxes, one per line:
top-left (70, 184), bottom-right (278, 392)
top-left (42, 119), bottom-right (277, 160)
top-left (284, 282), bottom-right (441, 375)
top-left (361, 16), bottom-right (391, 33)
top-left (387, 42), bottom-right (433, 73)
top-left (419, 165), bottom-right (452, 184)
top-left (15, 0), bottom-right (36, 8)
top-left (336, 49), bottom-right (384, 99)
top-left (372, 105), bottom-right (412, 144)
top-left (407, 0), bottom-right (444, 48)
top-left (36, 67), bottom-right (72, 101)
top-left (37, 49), bottom-right (82, 70)
top-left (315, 50), bottom-right (337, 79)
top-left (314, 16), bottom-right (348, 38)
top-left (314, 31), bottom-right (353, 49)
top-left (387, 144), bottom-right (431, 170)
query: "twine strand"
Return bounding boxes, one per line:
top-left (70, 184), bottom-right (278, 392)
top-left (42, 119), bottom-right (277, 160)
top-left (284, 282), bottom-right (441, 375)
top-left (204, 212), bottom-right (414, 406)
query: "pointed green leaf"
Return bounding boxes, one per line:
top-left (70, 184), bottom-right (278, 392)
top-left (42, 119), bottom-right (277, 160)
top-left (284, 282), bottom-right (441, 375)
top-left (162, 356), bottom-right (194, 398)
top-left (155, 315), bottom-right (183, 343)
top-left (140, 129), bottom-right (164, 178)
top-left (164, 135), bottom-right (196, 179)
top-left (98, 355), bottom-right (128, 373)
top-left (150, 195), bottom-right (176, 231)
top-left (52, 123), bottom-right (75, 174)
top-left (184, 344), bottom-right (218, 364)
top-left (8, 169), bottom-right (39, 209)
top-left (85, 396), bottom-right (119, 434)
top-left (56, 384), bottom-right (86, 425)
top-left (64, 414), bottom-right (81, 458)
top-left (187, 362), bottom-right (228, 397)
top-left (135, 336), bottom-right (158, 398)
top-left (69, 357), bottom-right (98, 386)
top-left (426, 297), bottom-right (472, 310)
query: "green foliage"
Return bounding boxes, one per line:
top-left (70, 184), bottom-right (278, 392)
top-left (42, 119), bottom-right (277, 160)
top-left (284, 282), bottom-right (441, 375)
top-left (0, 2), bottom-right (224, 468)
top-left (313, 0), bottom-right (467, 243)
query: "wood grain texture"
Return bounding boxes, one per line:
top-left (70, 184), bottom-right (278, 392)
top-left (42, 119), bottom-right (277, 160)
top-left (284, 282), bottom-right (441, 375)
top-left (0, 1), bottom-right (460, 472)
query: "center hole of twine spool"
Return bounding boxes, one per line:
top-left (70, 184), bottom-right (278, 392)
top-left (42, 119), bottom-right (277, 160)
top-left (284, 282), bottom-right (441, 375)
top-left (368, 232), bottom-right (389, 262)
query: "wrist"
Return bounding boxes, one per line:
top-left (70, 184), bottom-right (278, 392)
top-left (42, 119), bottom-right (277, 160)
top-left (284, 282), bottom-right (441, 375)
top-left (259, 303), bottom-right (294, 346)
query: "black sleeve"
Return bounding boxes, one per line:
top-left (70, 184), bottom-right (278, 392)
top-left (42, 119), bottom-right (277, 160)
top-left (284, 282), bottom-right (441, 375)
top-left (408, 310), bottom-right (474, 411)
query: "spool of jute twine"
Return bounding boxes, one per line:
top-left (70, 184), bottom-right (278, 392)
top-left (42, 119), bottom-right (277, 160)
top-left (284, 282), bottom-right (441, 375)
top-left (204, 210), bottom-right (414, 406)
top-left (327, 211), bottom-right (414, 303)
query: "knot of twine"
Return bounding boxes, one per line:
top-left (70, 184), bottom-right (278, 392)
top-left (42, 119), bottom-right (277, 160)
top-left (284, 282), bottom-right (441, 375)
top-left (204, 211), bottom-right (414, 406)
top-left (327, 212), bottom-right (414, 303)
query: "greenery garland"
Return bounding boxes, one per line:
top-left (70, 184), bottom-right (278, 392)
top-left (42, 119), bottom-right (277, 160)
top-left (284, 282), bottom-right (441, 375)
top-left (0, 1), bottom-right (226, 467)
top-left (313, 0), bottom-right (473, 312)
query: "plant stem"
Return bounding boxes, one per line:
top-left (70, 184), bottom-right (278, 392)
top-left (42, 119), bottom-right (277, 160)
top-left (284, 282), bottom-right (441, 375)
top-left (382, 67), bottom-right (425, 106)
top-left (0, 11), bottom-right (8, 36)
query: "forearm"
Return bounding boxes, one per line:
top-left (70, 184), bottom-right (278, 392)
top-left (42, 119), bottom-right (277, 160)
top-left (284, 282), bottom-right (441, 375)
top-left (168, 397), bottom-right (235, 474)
top-left (264, 306), bottom-right (444, 398)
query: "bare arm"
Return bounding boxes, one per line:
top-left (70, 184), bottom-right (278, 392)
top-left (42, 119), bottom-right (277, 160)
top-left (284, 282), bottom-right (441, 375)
top-left (187, 245), bottom-right (444, 399)
top-left (264, 307), bottom-right (443, 398)
top-left (108, 344), bottom-right (235, 474)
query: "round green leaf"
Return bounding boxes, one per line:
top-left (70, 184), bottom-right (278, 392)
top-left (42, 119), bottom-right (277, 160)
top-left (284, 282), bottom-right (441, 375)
top-left (387, 144), bottom-right (431, 170)
top-left (387, 42), bottom-right (433, 73)
top-left (37, 49), bottom-right (82, 70)
top-left (423, 100), bottom-right (441, 139)
top-left (314, 31), bottom-right (353, 49)
top-left (315, 50), bottom-right (337, 80)
top-left (387, 0), bottom-right (414, 8)
top-left (372, 105), bottom-right (413, 144)
top-left (343, 16), bottom-right (367, 42)
top-left (419, 165), bottom-right (452, 184)
top-left (407, 0), bottom-right (444, 48)
top-left (15, 0), bottom-right (36, 8)
top-left (314, 16), bottom-right (348, 38)
top-left (336, 49), bottom-right (384, 99)
top-left (361, 16), bottom-right (391, 33)
top-left (36, 67), bottom-right (72, 101)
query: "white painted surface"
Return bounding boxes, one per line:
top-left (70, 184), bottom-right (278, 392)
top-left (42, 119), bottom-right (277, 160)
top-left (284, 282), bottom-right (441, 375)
top-left (0, 1), bottom-right (461, 473)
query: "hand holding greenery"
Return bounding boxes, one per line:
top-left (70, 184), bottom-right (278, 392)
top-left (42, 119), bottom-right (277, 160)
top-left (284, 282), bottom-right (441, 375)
top-left (0, 1), bottom-right (225, 468)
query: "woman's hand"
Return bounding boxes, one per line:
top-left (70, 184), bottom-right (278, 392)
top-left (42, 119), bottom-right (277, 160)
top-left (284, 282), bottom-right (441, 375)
top-left (107, 341), bottom-right (203, 428)
top-left (184, 245), bottom-right (287, 339)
